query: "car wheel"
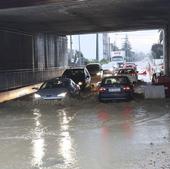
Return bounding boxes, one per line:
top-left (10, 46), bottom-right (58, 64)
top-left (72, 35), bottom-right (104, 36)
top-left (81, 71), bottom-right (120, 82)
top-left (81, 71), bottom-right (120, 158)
top-left (75, 90), bottom-right (80, 97)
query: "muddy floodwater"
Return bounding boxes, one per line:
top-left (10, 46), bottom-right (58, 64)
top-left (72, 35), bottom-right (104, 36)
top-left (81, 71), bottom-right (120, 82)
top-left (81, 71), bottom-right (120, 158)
top-left (0, 95), bottom-right (170, 169)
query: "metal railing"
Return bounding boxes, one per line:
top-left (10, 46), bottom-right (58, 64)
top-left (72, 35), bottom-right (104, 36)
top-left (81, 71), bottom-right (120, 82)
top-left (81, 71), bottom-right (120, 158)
top-left (0, 67), bottom-right (65, 91)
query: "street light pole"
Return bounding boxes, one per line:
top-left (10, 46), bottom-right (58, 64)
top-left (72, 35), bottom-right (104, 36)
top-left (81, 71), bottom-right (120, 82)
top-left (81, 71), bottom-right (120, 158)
top-left (96, 33), bottom-right (99, 62)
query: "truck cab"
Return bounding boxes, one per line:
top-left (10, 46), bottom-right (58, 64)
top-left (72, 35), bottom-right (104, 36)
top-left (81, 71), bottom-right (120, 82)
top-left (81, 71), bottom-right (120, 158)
top-left (111, 56), bottom-right (124, 68)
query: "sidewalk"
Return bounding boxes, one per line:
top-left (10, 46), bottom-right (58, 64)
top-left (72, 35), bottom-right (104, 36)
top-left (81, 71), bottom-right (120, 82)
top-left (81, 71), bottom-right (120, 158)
top-left (0, 83), bottom-right (42, 103)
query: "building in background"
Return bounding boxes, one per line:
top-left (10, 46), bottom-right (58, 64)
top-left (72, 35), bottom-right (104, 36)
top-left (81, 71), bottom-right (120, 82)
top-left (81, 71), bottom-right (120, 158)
top-left (103, 33), bottom-right (111, 61)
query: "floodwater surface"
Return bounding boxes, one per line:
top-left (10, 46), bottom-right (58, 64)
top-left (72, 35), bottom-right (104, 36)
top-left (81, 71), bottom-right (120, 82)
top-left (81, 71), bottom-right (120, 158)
top-left (0, 96), bottom-right (170, 169)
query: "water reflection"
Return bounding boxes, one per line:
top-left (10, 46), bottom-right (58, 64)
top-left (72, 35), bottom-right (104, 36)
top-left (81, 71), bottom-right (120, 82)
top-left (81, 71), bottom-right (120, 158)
top-left (59, 109), bottom-right (74, 167)
top-left (32, 108), bottom-right (45, 169)
top-left (121, 105), bottom-right (134, 138)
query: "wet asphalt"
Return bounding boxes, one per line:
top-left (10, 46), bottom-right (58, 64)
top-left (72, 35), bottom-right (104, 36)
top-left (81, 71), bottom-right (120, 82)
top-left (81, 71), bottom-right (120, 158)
top-left (0, 93), bottom-right (170, 169)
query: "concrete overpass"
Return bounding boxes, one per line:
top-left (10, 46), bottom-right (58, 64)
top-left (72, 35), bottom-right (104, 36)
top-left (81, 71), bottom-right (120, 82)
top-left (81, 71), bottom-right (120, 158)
top-left (0, 0), bottom-right (169, 34)
top-left (0, 0), bottom-right (170, 91)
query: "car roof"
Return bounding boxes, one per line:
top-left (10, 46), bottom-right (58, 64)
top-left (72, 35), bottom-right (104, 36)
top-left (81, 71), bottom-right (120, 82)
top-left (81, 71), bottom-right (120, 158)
top-left (102, 75), bottom-right (129, 80)
top-left (68, 66), bottom-right (85, 68)
top-left (119, 68), bottom-right (134, 70)
top-left (86, 63), bottom-right (101, 65)
top-left (45, 77), bottom-right (71, 83)
top-left (65, 67), bottom-right (85, 70)
top-left (126, 62), bottom-right (136, 64)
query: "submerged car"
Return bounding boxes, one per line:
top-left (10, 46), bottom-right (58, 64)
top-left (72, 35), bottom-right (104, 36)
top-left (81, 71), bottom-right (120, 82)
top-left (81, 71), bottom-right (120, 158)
top-left (34, 77), bottom-right (80, 100)
top-left (117, 68), bottom-right (138, 83)
top-left (62, 67), bottom-right (91, 89)
top-left (98, 76), bottom-right (134, 101)
top-left (86, 63), bottom-right (103, 83)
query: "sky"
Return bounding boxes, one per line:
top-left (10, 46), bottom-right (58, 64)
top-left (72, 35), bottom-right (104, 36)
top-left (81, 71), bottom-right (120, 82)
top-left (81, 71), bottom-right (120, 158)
top-left (68, 29), bottom-right (160, 60)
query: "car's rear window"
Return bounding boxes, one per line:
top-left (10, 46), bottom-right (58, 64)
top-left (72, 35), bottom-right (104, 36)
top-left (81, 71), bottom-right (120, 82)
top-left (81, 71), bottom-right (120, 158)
top-left (63, 69), bottom-right (84, 76)
top-left (102, 77), bottom-right (129, 85)
top-left (126, 63), bottom-right (136, 66)
top-left (118, 69), bottom-right (135, 74)
top-left (86, 64), bottom-right (100, 72)
top-left (103, 70), bottom-right (111, 74)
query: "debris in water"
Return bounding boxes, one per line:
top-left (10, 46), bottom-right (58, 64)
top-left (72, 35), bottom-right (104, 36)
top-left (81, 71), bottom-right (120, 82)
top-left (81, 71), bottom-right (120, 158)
top-left (150, 142), bottom-right (154, 146)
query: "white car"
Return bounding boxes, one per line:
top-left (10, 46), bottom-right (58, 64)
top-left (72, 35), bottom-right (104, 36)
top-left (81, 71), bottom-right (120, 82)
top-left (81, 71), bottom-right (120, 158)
top-left (117, 68), bottom-right (138, 83)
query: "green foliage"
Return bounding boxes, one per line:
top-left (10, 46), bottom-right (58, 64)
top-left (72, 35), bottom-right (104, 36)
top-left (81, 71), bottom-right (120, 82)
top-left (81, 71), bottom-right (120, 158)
top-left (151, 43), bottom-right (163, 59)
top-left (111, 43), bottom-right (119, 51)
top-left (100, 58), bottom-right (109, 65)
top-left (84, 58), bottom-right (90, 65)
top-left (89, 59), bottom-right (98, 63)
top-left (121, 35), bottom-right (133, 61)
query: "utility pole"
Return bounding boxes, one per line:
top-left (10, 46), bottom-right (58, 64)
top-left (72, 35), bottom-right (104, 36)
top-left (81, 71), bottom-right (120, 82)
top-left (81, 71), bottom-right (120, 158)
top-left (108, 37), bottom-right (111, 61)
top-left (70, 35), bottom-right (73, 52)
top-left (70, 35), bottom-right (73, 59)
top-left (78, 35), bottom-right (81, 52)
top-left (78, 35), bottom-right (82, 65)
top-left (96, 33), bottom-right (99, 62)
top-left (68, 35), bottom-right (74, 66)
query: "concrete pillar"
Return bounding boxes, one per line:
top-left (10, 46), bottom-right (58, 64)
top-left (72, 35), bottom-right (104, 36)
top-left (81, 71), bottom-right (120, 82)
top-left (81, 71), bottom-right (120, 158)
top-left (34, 33), bottom-right (45, 70)
top-left (164, 26), bottom-right (170, 75)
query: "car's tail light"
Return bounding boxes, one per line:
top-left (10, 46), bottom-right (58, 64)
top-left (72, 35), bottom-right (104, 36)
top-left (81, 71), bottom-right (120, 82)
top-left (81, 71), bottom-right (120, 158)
top-left (99, 87), bottom-right (106, 92)
top-left (123, 86), bottom-right (131, 91)
top-left (130, 73), bottom-right (136, 76)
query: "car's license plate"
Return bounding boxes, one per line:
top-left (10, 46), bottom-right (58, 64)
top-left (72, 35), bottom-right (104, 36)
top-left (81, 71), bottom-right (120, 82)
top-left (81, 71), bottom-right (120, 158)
top-left (109, 88), bottom-right (121, 92)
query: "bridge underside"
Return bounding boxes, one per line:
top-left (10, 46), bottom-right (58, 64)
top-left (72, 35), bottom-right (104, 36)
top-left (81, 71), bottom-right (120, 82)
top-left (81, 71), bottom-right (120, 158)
top-left (1, 0), bottom-right (170, 92)
top-left (0, 0), bottom-right (169, 35)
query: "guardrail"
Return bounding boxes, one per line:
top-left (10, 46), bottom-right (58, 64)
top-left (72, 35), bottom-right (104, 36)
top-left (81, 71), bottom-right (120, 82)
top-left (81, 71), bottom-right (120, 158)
top-left (0, 67), bottom-right (65, 91)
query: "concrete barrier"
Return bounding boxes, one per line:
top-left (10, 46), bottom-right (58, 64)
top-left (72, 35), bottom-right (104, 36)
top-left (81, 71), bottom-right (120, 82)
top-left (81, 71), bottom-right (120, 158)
top-left (144, 85), bottom-right (165, 99)
top-left (0, 83), bottom-right (42, 103)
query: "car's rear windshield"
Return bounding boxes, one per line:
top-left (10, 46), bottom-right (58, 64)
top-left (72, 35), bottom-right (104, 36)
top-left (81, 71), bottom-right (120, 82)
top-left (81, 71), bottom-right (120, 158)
top-left (86, 64), bottom-right (100, 72)
top-left (40, 79), bottom-right (69, 89)
top-left (63, 69), bottom-right (84, 76)
top-left (126, 63), bottom-right (136, 65)
top-left (118, 69), bottom-right (135, 74)
top-left (102, 77), bottom-right (129, 85)
top-left (103, 70), bottom-right (111, 73)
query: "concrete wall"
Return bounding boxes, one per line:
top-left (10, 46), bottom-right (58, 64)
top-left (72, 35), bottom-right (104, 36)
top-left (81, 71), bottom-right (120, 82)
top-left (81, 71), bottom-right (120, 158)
top-left (0, 30), bottom-right (33, 70)
top-left (34, 33), bottom-right (68, 69)
top-left (0, 30), bottom-right (68, 91)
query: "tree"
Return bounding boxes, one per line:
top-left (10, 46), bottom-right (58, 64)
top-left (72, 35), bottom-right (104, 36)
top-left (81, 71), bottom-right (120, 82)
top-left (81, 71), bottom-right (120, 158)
top-left (111, 42), bottom-right (119, 51)
top-left (100, 58), bottom-right (109, 65)
top-left (89, 59), bottom-right (98, 63)
top-left (84, 58), bottom-right (90, 65)
top-left (121, 35), bottom-right (132, 61)
top-left (151, 43), bottom-right (163, 59)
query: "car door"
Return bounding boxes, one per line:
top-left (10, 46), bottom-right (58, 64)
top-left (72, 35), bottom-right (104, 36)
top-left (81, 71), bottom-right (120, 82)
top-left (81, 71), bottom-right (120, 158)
top-left (84, 68), bottom-right (91, 84)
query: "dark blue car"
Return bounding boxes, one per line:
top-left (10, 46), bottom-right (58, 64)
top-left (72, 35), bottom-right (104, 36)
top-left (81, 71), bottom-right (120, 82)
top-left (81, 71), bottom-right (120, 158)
top-left (98, 76), bottom-right (134, 102)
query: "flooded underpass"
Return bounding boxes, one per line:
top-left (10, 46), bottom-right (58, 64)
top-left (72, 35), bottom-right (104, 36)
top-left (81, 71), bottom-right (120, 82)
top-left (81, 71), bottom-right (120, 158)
top-left (0, 95), bottom-right (170, 169)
